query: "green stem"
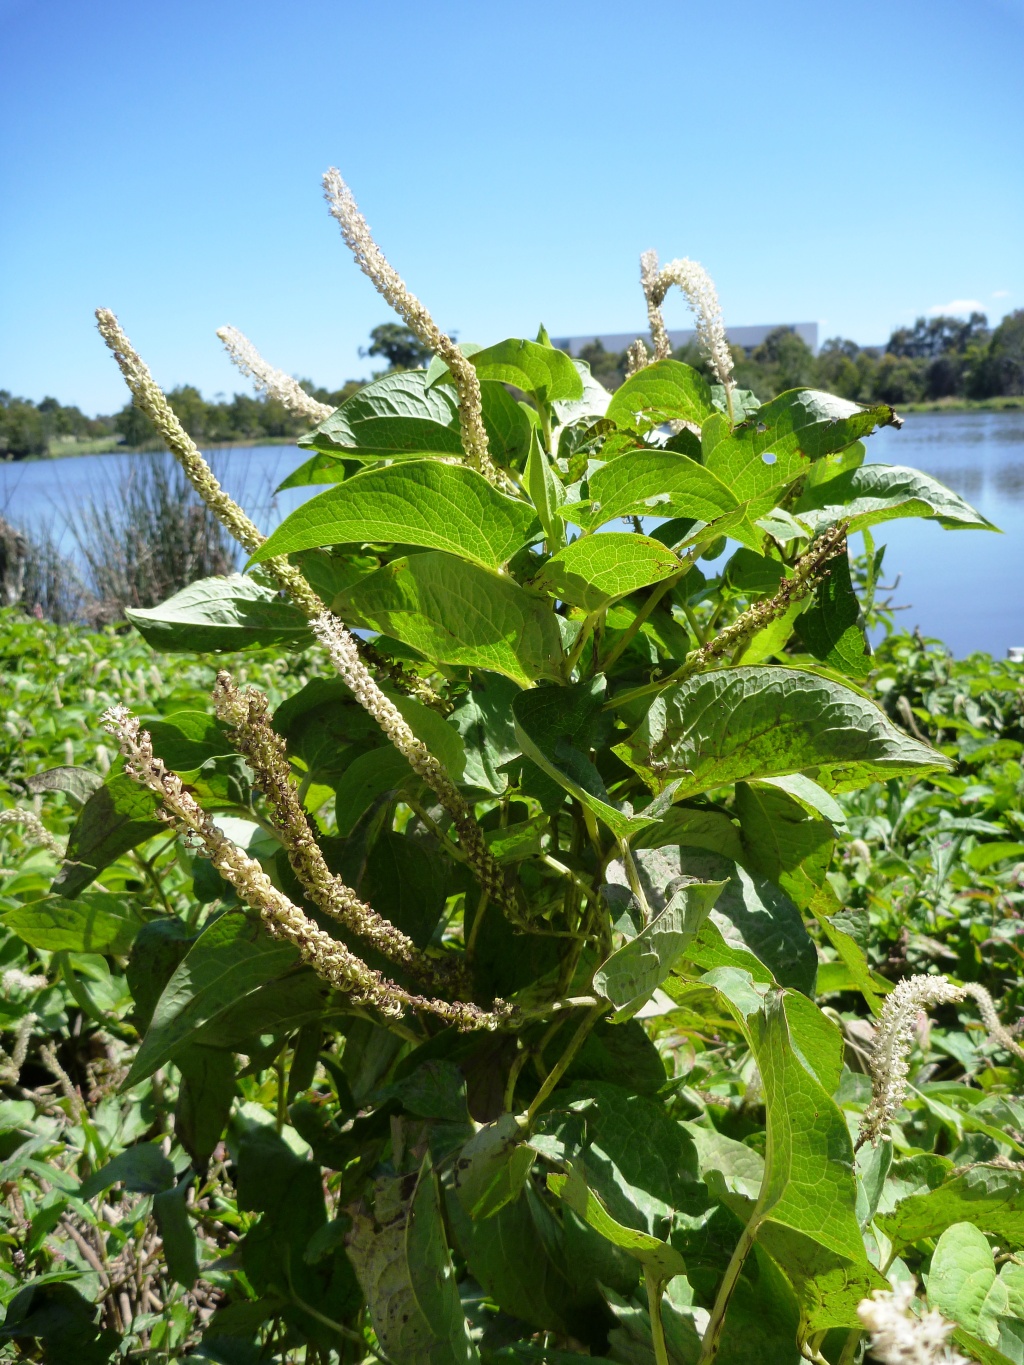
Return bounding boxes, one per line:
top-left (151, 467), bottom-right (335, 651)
top-left (646, 1274), bottom-right (670, 1365)
top-left (599, 569), bottom-right (687, 674)
top-left (524, 1001), bottom-right (607, 1126)
top-left (275, 1049), bottom-right (288, 1135)
top-left (697, 1215), bottom-right (760, 1365)
top-left (619, 839), bottom-right (652, 923)
top-left (465, 889), bottom-right (489, 964)
top-left (564, 609), bottom-right (603, 677)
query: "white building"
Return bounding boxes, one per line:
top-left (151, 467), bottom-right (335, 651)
top-left (551, 322), bottom-right (819, 357)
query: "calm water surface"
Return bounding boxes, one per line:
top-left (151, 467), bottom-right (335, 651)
top-left (2, 411), bottom-right (1022, 657)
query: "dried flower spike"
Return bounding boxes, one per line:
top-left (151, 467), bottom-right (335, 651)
top-left (311, 611), bottom-right (524, 926)
top-left (321, 167), bottom-right (501, 485)
top-left (102, 704), bottom-right (507, 1031)
top-left (640, 249), bottom-right (735, 400)
top-left (212, 672), bottom-right (466, 994)
top-left (95, 308), bottom-right (439, 707)
top-left (217, 325), bottom-right (333, 422)
top-left (95, 308), bottom-right (322, 617)
top-left (857, 1279), bottom-right (969, 1365)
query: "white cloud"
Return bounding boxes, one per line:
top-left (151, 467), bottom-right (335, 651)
top-left (927, 299), bottom-right (985, 316)
top-left (992, 289), bottom-right (1011, 299)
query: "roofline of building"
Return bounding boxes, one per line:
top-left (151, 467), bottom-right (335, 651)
top-left (552, 322), bottom-right (820, 357)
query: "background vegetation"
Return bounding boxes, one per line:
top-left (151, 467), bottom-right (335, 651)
top-left (4, 311), bottom-right (1023, 462)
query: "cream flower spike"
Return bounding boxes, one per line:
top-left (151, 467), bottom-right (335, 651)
top-left (640, 248), bottom-right (735, 400)
top-left (217, 325), bottom-right (333, 422)
top-left (858, 1280), bottom-right (969, 1365)
top-left (321, 167), bottom-right (503, 487)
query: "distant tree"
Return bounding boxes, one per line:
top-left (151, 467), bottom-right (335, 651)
top-left (577, 339), bottom-right (628, 391)
top-left (114, 401), bottom-right (158, 448)
top-left (0, 393), bottom-right (47, 459)
top-left (814, 338), bottom-right (863, 401)
top-left (748, 324), bottom-right (819, 395)
top-left (973, 309), bottom-right (1024, 397)
top-left (872, 353), bottom-right (924, 405)
top-left (361, 323), bottom-right (432, 371)
top-left (887, 313), bottom-right (989, 359)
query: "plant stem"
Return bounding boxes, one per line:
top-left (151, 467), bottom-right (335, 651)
top-left (524, 1001), bottom-right (607, 1126)
top-left (646, 1274), bottom-right (670, 1365)
top-left (599, 569), bottom-right (687, 674)
top-left (697, 1215), bottom-right (760, 1365)
top-left (564, 610), bottom-right (602, 677)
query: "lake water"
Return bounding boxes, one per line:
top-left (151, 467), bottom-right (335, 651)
top-left (1, 410), bottom-right (1022, 657)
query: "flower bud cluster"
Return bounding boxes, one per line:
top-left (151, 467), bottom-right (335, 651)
top-left (217, 325), bottom-right (333, 422)
top-left (640, 248), bottom-right (735, 395)
top-left (321, 167), bottom-right (501, 486)
top-left (857, 1279), bottom-right (968, 1365)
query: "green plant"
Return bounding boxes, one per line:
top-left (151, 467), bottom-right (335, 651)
top-left (2, 169), bottom-right (1022, 1365)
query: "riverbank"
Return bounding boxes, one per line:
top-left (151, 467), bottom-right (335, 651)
top-left (898, 395), bottom-right (1024, 414)
top-left (9, 433), bottom-right (309, 463)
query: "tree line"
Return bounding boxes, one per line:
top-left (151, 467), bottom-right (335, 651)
top-left (582, 307), bottom-right (1024, 403)
top-left (3, 311), bottom-right (1022, 461)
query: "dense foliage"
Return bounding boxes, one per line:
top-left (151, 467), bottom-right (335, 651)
top-left (2, 292), bottom-right (1023, 1365)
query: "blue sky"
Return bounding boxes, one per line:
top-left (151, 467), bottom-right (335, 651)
top-left (1, 0), bottom-right (1022, 415)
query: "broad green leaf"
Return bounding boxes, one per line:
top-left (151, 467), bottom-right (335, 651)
top-left (551, 358), bottom-right (612, 426)
top-left (0, 1284), bottom-right (120, 1365)
top-left (749, 990), bottom-right (863, 1260)
top-left (153, 1181), bottom-right (198, 1287)
top-left (512, 678), bottom-right (659, 838)
top-left (605, 360), bottom-right (714, 433)
top-left (533, 1080), bottom-right (704, 1235)
top-left (446, 1178), bottom-right (607, 1341)
top-left (478, 378), bottom-right (536, 466)
top-left (546, 1165), bottom-right (688, 1283)
top-left (175, 1046), bottom-right (236, 1169)
top-left (276, 451), bottom-right (352, 490)
top-left (665, 849), bottom-right (817, 994)
top-left (465, 338), bottom-right (584, 404)
top-left (594, 880), bottom-right (725, 1020)
top-left (301, 369), bottom-right (464, 456)
top-left (734, 780), bottom-right (835, 911)
top-left (635, 805), bottom-right (746, 862)
top-left (702, 390), bottom-right (899, 501)
top-left (52, 771), bottom-right (165, 898)
top-left (348, 1154), bottom-right (479, 1365)
top-left (795, 463), bottom-right (996, 534)
top-left (23, 766), bottom-right (103, 805)
top-left (126, 574), bottom-right (310, 652)
top-left (251, 462), bottom-right (539, 572)
top-left (126, 914), bottom-right (299, 1086)
top-left (454, 1113), bottom-right (534, 1220)
top-left (450, 675), bottom-right (523, 795)
top-left (928, 1222), bottom-right (1024, 1347)
top-left (336, 551), bottom-right (564, 685)
top-left (878, 1165), bottom-right (1024, 1251)
top-left (565, 449), bottom-right (738, 532)
top-left (613, 666), bottom-right (951, 796)
top-left (532, 533), bottom-right (682, 612)
top-left (2, 893), bottom-right (149, 955)
top-left (79, 1143), bottom-right (175, 1199)
top-left (378, 1060), bottom-right (470, 1124)
top-left (795, 550), bottom-right (871, 679)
